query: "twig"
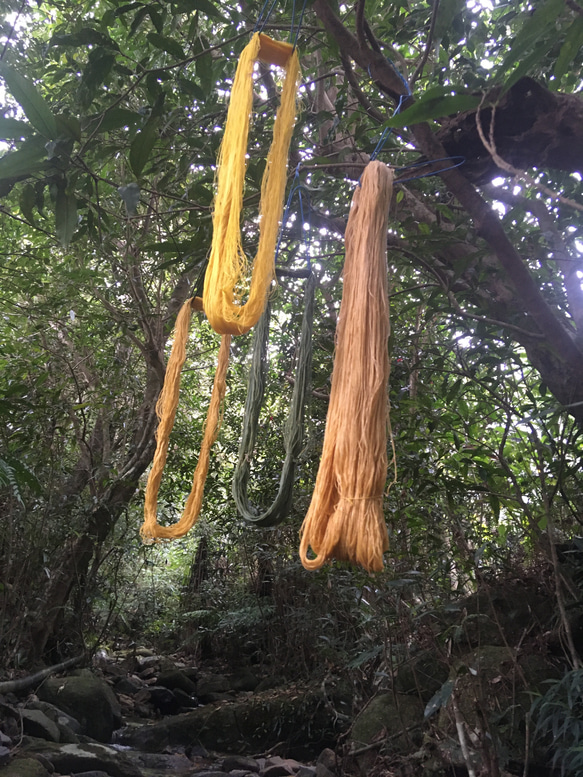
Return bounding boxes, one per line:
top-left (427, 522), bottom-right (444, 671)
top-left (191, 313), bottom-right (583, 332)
top-left (0, 0), bottom-right (26, 61)
top-left (452, 693), bottom-right (477, 777)
top-left (348, 721), bottom-right (423, 755)
top-left (340, 52), bottom-right (384, 124)
top-left (363, 18), bottom-right (382, 53)
top-left (411, 0), bottom-right (440, 87)
top-left (447, 294), bottom-right (546, 339)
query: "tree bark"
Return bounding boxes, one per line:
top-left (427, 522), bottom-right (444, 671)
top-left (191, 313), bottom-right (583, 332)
top-left (436, 77), bottom-right (583, 185)
top-left (22, 270), bottom-right (196, 664)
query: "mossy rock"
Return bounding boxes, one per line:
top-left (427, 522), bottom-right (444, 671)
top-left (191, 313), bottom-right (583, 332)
top-left (351, 693), bottom-right (424, 752)
top-left (437, 646), bottom-right (562, 770)
top-left (348, 693), bottom-right (424, 776)
top-left (394, 650), bottom-right (449, 702)
top-left (19, 738), bottom-right (143, 777)
top-left (37, 671), bottom-right (122, 742)
top-left (0, 757), bottom-right (51, 777)
top-left (116, 684), bottom-right (346, 759)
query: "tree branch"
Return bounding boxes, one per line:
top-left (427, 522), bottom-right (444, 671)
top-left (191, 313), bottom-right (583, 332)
top-left (312, 0), bottom-right (583, 369)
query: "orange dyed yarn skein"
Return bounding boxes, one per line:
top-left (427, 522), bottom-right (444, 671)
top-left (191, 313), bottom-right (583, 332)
top-left (299, 161), bottom-right (393, 573)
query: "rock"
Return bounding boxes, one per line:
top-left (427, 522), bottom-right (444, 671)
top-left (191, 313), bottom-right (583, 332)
top-left (263, 755), bottom-right (303, 774)
top-left (316, 748), bottom-right (336, 772)
top-left (0, 746), bottom-right (10, 767)
top-left (116, 685), bottom-right (344, 758)
top-left (262, 764), bottom-right (295, 776)
top-left (394, 650), bottom-right (449, 702)
top-left (114, 677), bottom-right (143, 696)
top-left (20, 709), bottom-right (60, 742)
top-left (351, 693), bottom-right (423, 751)
top-left (71, 772), bottom-right (112, 777)
top-left (157, 670), bottom-right (197, 695)
top-left (255, 676), bottom-right (284, 693)
top-left (37, 672), bottom-right (122, 742)
top-left (173, 688), bottom-right (198, 709)
top-left (188, 773), bottom-right (230, 777)
top-left (0, 757), bottom-right (51, 776)
top-left (296, 769), bottom-right (317, 777)
top-left (229, 669), bottom-right (260, 692)
top-left (315, 765), bottom-right (334, 777)
top-left (222, 754), bottom-right (260, 772)
top-left (136, 655), bottom-right (159, 670)
top-left (19, 738), bottom-right (143, 777)
top-left (178, 666), bottom-right (199, 683)
top-left (124, 751), bottom-right (195, 773)
top-left (437, 645), bottom-right (562, 771)
top-left (196, 674), bottom-right (230, 701)
top-left (147, 686), bottom-right (180, 715)
top-left (27, 700), bottom-right (82, 733)
top-left (198, 691), bottom-right (236, 704)
top-left (348, 692), bottom-right (423, 775)
top-left (135, 647), bottom-right (156, 658)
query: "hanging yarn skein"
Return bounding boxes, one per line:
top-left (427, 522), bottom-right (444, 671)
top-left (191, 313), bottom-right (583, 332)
top-left (203, 33), bottom-right (301, 336)
top-left (299, 161), bottom-right (393, 573)
top-left (141, 296), bottom-right (231, 541)
top-left (232, 272), bottom-right (315, 526)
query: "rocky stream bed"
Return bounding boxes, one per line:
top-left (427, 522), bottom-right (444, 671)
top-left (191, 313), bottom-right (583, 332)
top-left (0, 577), bottom-right (578, 776)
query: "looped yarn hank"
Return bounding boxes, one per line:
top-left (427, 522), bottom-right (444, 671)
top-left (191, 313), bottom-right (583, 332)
top-left (299, 161), bottom-right (393, 573)
top-left (203, 33), bottom-right (301, 336)
top-left (232, 272), bottom-right (315, 526)
top-left (141, 297), bottom-right (231, 541)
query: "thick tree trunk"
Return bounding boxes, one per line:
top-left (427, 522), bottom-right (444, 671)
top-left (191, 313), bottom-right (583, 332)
top-left (22, 271), bottom-right (196, 664)
top-left (436, 77), bottom-right (583, 185)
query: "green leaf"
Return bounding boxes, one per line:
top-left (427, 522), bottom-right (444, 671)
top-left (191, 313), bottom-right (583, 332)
top-left (555, 16), bottom-right (583, 81)
top-left (0, 64), bottom-right (59, 139)
top-left (178, 77), bottom-right (206, 101)
top-left (84, 109), bottom-right (143, 134)
top-left (0, 117), bottom-right (33, 140)
top-left (489, 493), bottom-right (501, 522)
top-left (19, 183), bottom-right (36, 223)
top-left (385, 93), bottom-right (482, 128)
top-left (81, 49), bottom-right (116, 92)
top-left (55, 114), bottom-right (82, 142)
top-left (130, 5), bottom-right (150, 36)
top-left (114, 2), bottom-right (144, 16)
top-left (496, 0), bottom-right (565, 78)
top-left (148, 7), bottom-right (164, 33)
top-left (0, 135), bottom-right (47, 180)
top-left (196, 53), bottom-right (214, 95)
top-left (129, 120), bottom-right (159, 177)
top-left (147, 33), bottom-right (186, 59)
top-left (55, 186), bottom-right (78, 247)
top-left (433, 0), bottom-right (464, 43)
top-left (176, 0), bottom-right (227, 21)
top-left (424, 680), bottom-right (455, 718)
top-left (50, 27), bottom-right (120, 50)
top-left (502, 46), bottom-right (552, 92)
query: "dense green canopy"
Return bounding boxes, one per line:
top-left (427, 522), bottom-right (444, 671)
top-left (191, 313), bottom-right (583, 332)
top-left (0, 0), bottom-right (582, 664)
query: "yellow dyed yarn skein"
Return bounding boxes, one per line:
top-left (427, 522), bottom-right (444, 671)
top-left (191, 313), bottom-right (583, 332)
top-left (203, 33), bottom-right (301, 336)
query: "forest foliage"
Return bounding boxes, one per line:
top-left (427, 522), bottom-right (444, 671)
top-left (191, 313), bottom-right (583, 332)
top-left (0, 0), bottom-right (582, 677)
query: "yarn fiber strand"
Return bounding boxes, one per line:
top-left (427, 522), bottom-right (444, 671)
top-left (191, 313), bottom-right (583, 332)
top-left (141, 298), bottom-right (231, 540)
top-left (203, 33), bottom-right (301, 336)
top-left (299, 161), bottom-right (393, 573)
top-left (232, 272), bottom-right (315, 526)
